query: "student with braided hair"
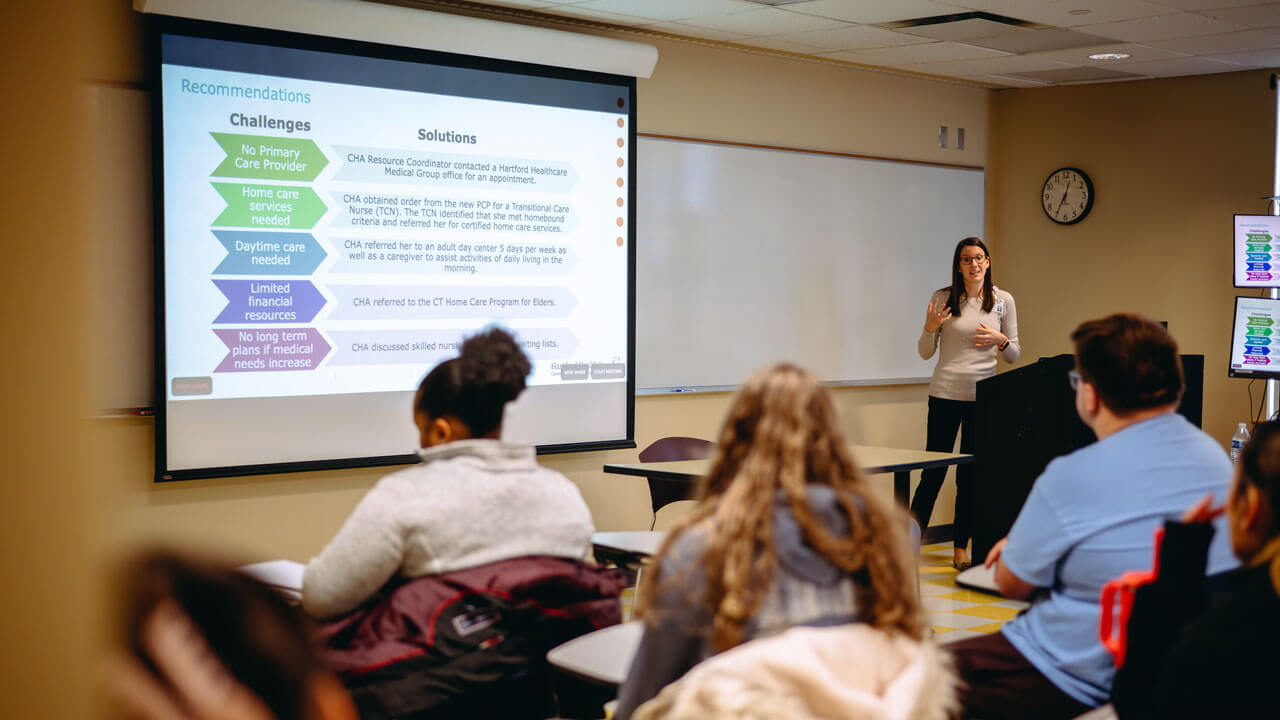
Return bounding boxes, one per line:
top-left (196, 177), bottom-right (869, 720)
top-left (301, 326), bottom-right (594, 619)
top-left (614, 363), bottom-right (927, 720)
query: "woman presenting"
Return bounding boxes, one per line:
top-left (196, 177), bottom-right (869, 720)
top-left (916, 237), bottom-right (1018, 570)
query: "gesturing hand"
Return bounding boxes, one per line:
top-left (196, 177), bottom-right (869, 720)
top-left (1180, 493), bottom-right (1225, 525)
top-left (974, 322), bottom-right (1007, 349)
top-left (984, 537), bottom-right (1008, 570)
top-left (924, 298), bottom-right (952, 333)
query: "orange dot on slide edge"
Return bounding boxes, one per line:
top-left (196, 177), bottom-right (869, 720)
top-left (616, 237), bottom-right (624, 246)
top-left (616, 217), bottom-right (624, 227)
top-left (617, 158), bottom-right (624, 167)
top-left (616, 198), bottom-right (624, 206)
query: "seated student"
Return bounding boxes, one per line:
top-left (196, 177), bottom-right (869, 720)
top-left (1111, 420), bottom-right (1280, 719)
top-left (301, 326), bottom-right (594, 619)
top-left (948, 314), bottom-right (1237, 720)
top-left (106, 549), bottom-right (357, 720)
top-left (614, 363), bottom-right (926, 720)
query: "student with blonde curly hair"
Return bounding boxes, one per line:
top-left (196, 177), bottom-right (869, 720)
top-left (614, 363), bottom-right (927, 720)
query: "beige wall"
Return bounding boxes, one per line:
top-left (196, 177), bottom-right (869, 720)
top-left (990, 70), bottom-right (1274, 447)
top-left (92, 10), bottom-right (990, 562)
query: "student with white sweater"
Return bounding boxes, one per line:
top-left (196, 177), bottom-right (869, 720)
top-left (301, 326), bottom-right (594, 619)
top-left (916, 237), bottom-right (1019, 570)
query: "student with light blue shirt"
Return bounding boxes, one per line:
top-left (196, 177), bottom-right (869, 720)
top-left (948, 314), bottom-right (1237, 720)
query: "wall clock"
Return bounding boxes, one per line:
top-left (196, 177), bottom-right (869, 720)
top-left (1041, 167), bottom-right (1093, 225)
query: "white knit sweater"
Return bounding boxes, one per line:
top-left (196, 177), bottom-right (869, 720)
top-left (301, 439), bottom-right (594, 618)
top-left (917, 287), bottom-right (1019, 402)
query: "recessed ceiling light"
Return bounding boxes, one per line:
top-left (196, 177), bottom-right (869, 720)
top-left (1068, 9), bottom-right (1091, 15)
top-left (1089, 52), bottom-right (1132, 60)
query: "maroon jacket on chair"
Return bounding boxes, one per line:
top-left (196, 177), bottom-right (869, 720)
top-left (317, 555), bottom-right (626, 720)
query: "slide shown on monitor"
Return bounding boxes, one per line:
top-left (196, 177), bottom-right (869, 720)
top-left (1230, 297), bottom-right (1280, 378)
top-left (1234, 215), bottom-right (1280, 288)
top-left (156, 22), bottom-right (634, 477)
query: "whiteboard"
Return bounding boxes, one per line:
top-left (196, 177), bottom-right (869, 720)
top-left (635, 136), bottom-right (984, 391)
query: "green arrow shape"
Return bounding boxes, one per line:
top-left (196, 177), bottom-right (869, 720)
top-left (1247, 233), bottom-right (1273, 241)
top-left (1247, 327), bottom-right (1273, 336)
top-left (1248, 244), bottom-right (1273, 253)
top-left (211, 183), bottom-right (328, 229)
top-left (1247, 317), bottom-right (1274, 327)
top-left (211, 133), bottom-right (328, 181)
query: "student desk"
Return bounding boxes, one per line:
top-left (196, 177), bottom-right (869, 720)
top-left (547, 620), bottom-right (645, 686)
top-left (604, 445), bottom-right (972, 514)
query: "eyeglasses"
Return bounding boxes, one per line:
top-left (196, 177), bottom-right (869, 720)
top-left (959, 255), bottom-right (988, 265)
top-left (1068, 369), bottom-right (1082, 390)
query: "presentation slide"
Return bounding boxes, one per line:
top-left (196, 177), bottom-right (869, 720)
top-left (1234, 215), bottom-right (1280, 287)
top-left (156, 23), bottom-right (634, 477)
top-left (1230, 297), bottom-right (1280, 379)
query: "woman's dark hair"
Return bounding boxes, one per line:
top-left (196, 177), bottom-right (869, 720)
top-left (118, 550), bottom-right (323, 720)
top-left (415, 326), bottom-right (532, 437)
top-left (1071, 313), bottom-right (1183, 414)
top-left (939, 237), bottom-right (994, 317)
top-left (1239, 420), bottom-right (1280, 540)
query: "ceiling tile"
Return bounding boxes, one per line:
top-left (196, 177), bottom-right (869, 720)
top-left (906, 53), bottom-right (1076, 74)
top-left (1146, 0), bottom-right (1279, 9)
top-left (826, 41), bottom-right (1012, 65)
top-left (1026, 41), bottom-right (1190, 63)
top-left (639, 21), bottom-right (754, 42)
top-left (743, 35), bottom-right (847, 54)
top-left (969, 73), bottom-right (1054, 86)
top-left (971, 28), bottom-right (1121, 52)
top-left (897, 17), bottom-right (1032, 42)
top-left (1197, 4), bottom-right (1280, 28)
top-left (675, 7), bottom-right (851, 35)
top-left (776, 0), bottom-right (969, 24)
top-left (1214, 45), bottom-right (1280, 63)
top-left (541, 5), bottom-right (651, 23)
top-left (1079, 12), bottom-right (1249, 41)
top-left (764, 24), bottom-right (934, 51)
top-left (1113, 54), bottom-right (1248, 74)
top-left (1009, 66), bottom-right (1149, 82)
top-left (568, 0), bottom-right (750, 23)
top-left (996, 0), bottom-right (1180, 27)
top-left (474, 0), bottom-right (559, 8)
top-left (932, 0), bottom-right (1055, 15)
top-left (1147, 28), bottom-right (1280, 53)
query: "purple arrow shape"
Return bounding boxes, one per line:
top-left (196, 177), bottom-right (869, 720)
top-left (212, 279), bottom-right (327, 324)
top-left (213, 327), bottom-right (332, 373)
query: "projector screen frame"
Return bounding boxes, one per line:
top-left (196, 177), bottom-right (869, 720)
top-left (149, 15), bottom-right (637, 482)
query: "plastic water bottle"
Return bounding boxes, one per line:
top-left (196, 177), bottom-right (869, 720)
top-left (1231, 422), bottom-right (1251, 464)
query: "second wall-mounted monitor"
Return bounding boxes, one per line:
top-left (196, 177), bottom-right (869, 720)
top-left (1230, 296), bottom-right (1280, 380)
top-left (1235, 215), bottom-right (1280, 287)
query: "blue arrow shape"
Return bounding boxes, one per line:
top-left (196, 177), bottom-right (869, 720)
top-left (212, 230), bottom-right (326, 276)
top-left (1245, 346), bottom-right (1272, 356)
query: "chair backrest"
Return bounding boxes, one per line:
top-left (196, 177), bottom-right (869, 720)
top-left (638, 436), bottom-right (715, 463)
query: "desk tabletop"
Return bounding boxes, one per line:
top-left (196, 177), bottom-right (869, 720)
top-left (592, 531), bottom-right (666, 557)
top-left (604, 444), bottom-right (971, 481)
top-left (547, 620), bottom-right (645, 685)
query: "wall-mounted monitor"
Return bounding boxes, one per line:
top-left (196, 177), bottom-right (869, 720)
top-left (1234, 215), bottom-right (1280, 287)
top-left (1230, 296), bottom-right (1280, 380)
top-left (152, 16), bottom-right (636, 480)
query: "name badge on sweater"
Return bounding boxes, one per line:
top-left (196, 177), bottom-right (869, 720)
top-left (992, 286), bottom-right (1004, 314)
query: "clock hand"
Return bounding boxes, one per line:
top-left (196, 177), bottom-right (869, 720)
top-left (1056, 186), bottom-right (1069, 213)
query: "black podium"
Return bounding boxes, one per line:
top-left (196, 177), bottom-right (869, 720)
top-left (971, 354), bottom-right (1204, 563)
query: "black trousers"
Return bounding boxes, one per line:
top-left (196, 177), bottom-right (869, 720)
top-left (911, 395), bottom-right (976, 548)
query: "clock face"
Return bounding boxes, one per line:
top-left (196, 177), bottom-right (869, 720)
top-left (1041, 168), bottom-right (1093, 225)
